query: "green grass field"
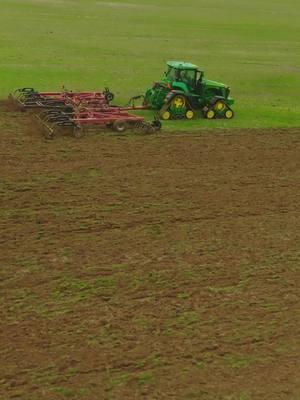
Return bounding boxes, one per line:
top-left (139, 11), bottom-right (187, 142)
top-left (1, 0), bottom-right (300, 129)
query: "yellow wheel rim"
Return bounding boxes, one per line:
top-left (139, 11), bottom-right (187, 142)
top-left (162, 111), bottom-right (171, 120)
top-left (186, 110), bottom-right (194, 119)
top-left (225, 109), bottom-right (233, 119)
top-left (215, 101), bottom-right (225, 111)
top-left (172, 96), bottom-right (185, 109)
top-left (206, 110), bottom-right (215, 119)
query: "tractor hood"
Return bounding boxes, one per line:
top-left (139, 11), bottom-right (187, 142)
top-left (203, 78), bottom-right (227, 89)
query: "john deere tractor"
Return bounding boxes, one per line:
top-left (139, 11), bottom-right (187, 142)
top-left (143, 61), bottom-right (234, 120)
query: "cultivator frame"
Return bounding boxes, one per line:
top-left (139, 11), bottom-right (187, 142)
top-left (10, 87), bottom-right (114, 111)
top-left (10, 87), bottom-right (161, 138)
top-left (36, 108), bottom-right (161, 138)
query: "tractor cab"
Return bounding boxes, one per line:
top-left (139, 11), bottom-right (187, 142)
top-left (164, 61), bottom-right (203, 93)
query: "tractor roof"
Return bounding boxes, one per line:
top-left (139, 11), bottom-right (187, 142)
top-left (167, 61), bottom-right (200, 71)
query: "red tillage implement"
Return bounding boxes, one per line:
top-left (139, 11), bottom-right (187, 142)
top-left (10, 87), bottom-right (161, 137)
top-left (9, 87), bottom-right (114, 110)
top-left (38, 107), bottom-right (161, 138)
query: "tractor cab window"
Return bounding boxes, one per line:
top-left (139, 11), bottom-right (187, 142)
top-left (180, 69), bottom-right (196, 87)
top-left (166, 67), bottom-right (196, 86)
top-left (166, 67), bottom-right (177, 81)
top-left (195, 71), bottom-right (204, 92)
top-left (196, 71), bottom-right (203, 82)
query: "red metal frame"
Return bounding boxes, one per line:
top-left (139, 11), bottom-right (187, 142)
top-left (13, 88), bottom-right (160, 135)
top-left (73, 108), bottom-right (145, 126)
top-left (34, 91), bottom-right (109, 107)
top-left (12, 88), bottom-right (111, 110)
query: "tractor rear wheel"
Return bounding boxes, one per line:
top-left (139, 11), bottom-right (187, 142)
top-left (112, 120), bottom-right (128, 133)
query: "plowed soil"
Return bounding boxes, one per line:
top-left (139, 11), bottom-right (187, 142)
top-left (1, 105), bottom-right (300, 400)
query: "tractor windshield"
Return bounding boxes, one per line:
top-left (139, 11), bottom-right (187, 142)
top-left (165, 67), bottom-right (196, 86)
top-left (165, 67), bottom-right (178, 81)
top-left (181, 69), bottom-right (196, 86)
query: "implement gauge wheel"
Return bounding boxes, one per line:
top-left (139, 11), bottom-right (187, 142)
top-left (112, 120), bottom-right (128, 133)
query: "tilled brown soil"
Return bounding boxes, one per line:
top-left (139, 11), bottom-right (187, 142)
top-left (0, 107), bottom-right (300, 400)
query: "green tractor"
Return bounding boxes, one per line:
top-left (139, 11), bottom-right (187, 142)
top-left (143, 61), bottom-right (234, 120)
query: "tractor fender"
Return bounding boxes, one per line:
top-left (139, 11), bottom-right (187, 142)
top-left (171, 81), bottom-right (189, 93)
